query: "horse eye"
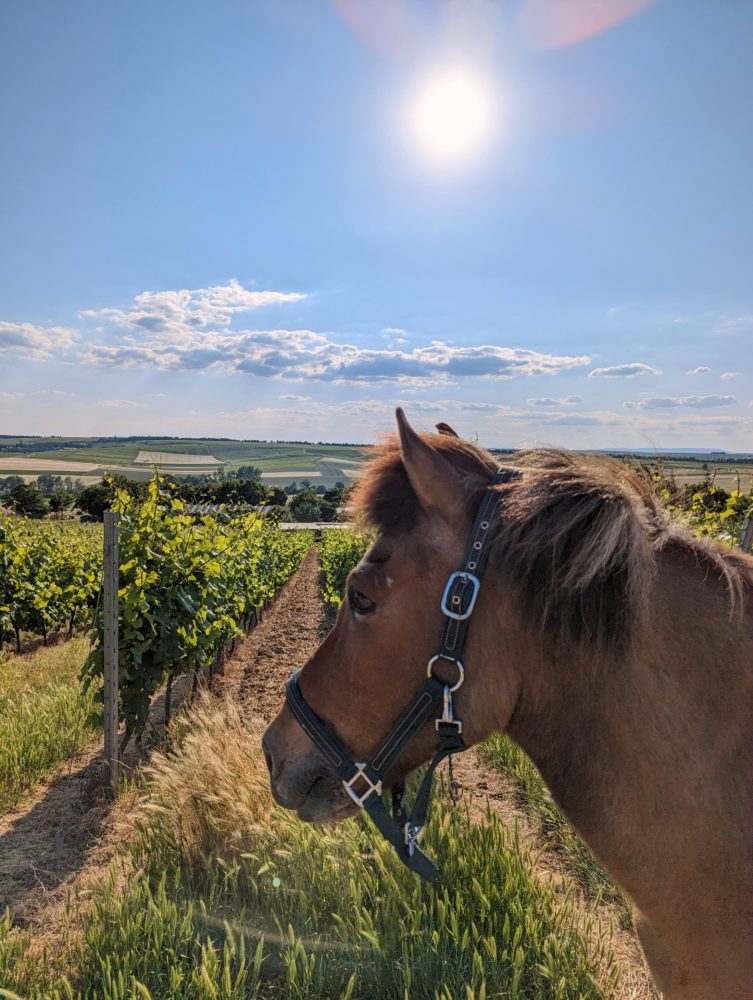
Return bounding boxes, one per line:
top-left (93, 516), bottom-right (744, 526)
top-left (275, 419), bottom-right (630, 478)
top-left (348, 587), bottom-right (376, 616)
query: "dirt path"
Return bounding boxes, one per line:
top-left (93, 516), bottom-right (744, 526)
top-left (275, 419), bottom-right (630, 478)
top-left (220, 548), bottom-right (330, 719)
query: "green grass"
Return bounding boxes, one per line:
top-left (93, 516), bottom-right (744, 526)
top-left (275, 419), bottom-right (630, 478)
top-left (0, 700), bottom-right (622, 1000)
top-left (479, 734), bottom-right (628, 922)
top-left (0, 637), bottom-right (99, 812)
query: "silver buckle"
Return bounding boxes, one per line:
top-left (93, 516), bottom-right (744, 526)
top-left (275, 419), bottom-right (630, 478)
top-left (427, 654), bottom-right (464, 693)
top-left (343, 764), bottom-right (383, 807)
top-left (435, 685), bottom-right (463, 734)
top-left (440, 571), bottom-right (480, 621)
top-left (404, 822), bottom-right (424, 857)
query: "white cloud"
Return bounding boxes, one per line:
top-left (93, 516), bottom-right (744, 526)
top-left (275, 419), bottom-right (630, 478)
top-left (687, 366), bottom-right (711, 375)
top-left (720, 371), bottom-right (739, 380)
top-left (0, 322), bottom-right (77, 360)
top-left (589, 362), bottom-right (660, 378)
top-left (714, 315), bottom-right (753, 336)
top-left (280, 394), bottom-right (313, 401)
top-left (82, 326), bottom-right (592, 385)
top-left (97, 398), bottom-right (143, 409)
top-left (79, 279), bottom-right (306, 342)
top-left (526, 395), bottom-right (582, 407)
top-left (382, 327), bottom-right (406, 336)
top-left (0, 391), bottom-right (23, 400)
top-left (637, 394), bottom-right (736, 410)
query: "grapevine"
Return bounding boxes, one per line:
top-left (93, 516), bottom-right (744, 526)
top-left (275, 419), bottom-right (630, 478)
top-left (0, 518), bottom-right (101, 652)
top-left (83, 477), bottom-right (309, 732)
top-left (317, 529), bottom-right (372, 608)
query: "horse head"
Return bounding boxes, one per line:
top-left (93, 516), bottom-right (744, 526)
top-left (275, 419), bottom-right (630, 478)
top-left (262, 408), bottom-right (524, 824)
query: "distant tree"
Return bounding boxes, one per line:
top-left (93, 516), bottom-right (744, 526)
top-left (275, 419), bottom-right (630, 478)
top-left (233, 465), bottom-right (262, 481)
top-left (292, 500), bottom-right (321, 523)
top-left (76, 483), bottom-right (110, 520)
top-left (36, 474), bottom-right (65, 496)
top-left (215, 479), bottom-right (268, 506)
top-left (285, 481), bottom-right (299, 495)
top-left (0, 475), bottom-right (24, 495)
top-left (267, 486), bottom-right (288, 507)
top-left (49, 489), bottom-right (73, 513)
top-left (290, 489), bottom-right (322, 523)
top-left (8, 482), bottom-right (48, 519)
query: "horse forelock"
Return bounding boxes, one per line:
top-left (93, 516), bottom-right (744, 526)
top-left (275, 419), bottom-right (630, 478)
top-left (352, 435), bottom-right (749, 655)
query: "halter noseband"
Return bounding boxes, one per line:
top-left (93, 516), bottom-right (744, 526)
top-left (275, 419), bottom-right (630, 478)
top-left (285, 467), bottom-right (519, 880)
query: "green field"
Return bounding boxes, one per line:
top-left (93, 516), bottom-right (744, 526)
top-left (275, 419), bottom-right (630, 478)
top-left (3, 436), bottom-right (753, 490)
top-left (0, 437), bottom-right (371, 486)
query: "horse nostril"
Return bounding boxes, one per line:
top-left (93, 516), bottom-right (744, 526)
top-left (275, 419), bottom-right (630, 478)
top-left (261, 735), bottom-right (274, 776)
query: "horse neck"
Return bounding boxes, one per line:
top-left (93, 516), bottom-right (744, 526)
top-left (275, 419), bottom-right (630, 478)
top-left (500, 543), bottom-right (753, 897)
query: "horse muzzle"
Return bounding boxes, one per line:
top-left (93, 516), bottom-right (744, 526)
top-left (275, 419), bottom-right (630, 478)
top-left (262, 722), bottom-right (358, 824)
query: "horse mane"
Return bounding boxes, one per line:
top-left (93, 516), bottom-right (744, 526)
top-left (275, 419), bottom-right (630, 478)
top-left (353, 434), bottom-right (749, 654)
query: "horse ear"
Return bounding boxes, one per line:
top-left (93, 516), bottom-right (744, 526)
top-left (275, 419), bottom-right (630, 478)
top-left (435, 422), bottom-right (459, 438)
top-left (396, 408), bottom-right (465, 523)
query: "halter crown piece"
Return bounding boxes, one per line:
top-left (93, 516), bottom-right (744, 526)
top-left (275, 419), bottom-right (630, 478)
top-left (285, 467), bottom-right (519, 880)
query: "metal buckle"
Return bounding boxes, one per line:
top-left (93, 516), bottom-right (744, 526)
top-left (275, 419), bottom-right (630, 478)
top-left (440, 571), bottom-right (480, 621)
top-left (435, 685), bottom-right (462, 734)
top-left (427, 654), bottom-right (464, 692)
top-left (404, 822), bottom-right (424, 857)
top-left (343, 764), bottom-right (383, 807)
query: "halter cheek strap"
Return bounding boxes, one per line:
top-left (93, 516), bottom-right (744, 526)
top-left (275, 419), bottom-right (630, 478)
top-left (285, 467), bottom-right (520, 881)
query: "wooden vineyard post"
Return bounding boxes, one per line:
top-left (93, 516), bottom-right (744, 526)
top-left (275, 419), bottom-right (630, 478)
top-left (103, 510), bottom-right (120, 794)
top-left (740, 516), bottom-right (753, 555)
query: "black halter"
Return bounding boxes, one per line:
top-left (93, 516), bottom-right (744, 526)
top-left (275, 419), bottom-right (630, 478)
top-left (285, 468), bottom-right (519, 880)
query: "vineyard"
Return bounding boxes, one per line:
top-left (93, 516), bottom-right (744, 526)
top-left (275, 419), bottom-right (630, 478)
top-left (0, 520), bottom-right (101, 652)
top-left (83, 479), bottom-right (309, 734)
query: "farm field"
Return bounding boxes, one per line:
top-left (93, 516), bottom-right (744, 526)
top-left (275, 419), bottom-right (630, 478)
top-left (3, 435), bottom-right (753, 490)
top-left (0, 437), bottom-right (371, 486)
top-left (0, 546), bottom-right (655, 1000)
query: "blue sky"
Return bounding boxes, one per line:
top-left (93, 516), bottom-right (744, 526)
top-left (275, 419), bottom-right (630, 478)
top-left (1, 0), bottom-right (752, 449)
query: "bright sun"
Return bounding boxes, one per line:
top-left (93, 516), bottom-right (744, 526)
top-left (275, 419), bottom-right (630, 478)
top-left (411, 70), bottom-right (491, 160)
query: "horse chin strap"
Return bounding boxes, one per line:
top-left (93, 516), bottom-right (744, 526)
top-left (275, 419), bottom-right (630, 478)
top-left (285, 467), bottom-right (520, 881)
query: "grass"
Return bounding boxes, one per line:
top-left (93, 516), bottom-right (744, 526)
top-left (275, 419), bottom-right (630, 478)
top-left (0, 698), bottom-right (624, 999)
top-left (478, 734), bottom-right (629, 922)
top-left (0, 637), bottom-right (99, 812)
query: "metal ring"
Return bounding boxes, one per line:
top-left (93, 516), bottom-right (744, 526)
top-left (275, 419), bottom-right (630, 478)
top-left (480, 521), bottom-right (489, 529)
top-left (427, 654), bottom-right (464, 692)
top-left (474, 541), bottom-right (482, 550)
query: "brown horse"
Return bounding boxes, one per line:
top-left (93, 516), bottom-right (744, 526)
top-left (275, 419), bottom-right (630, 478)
top-left (263, 409), bottom-right (753, 1000)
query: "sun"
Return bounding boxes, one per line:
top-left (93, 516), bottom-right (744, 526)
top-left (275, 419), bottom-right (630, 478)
top-left (411, 70), bottom-right (491, 160)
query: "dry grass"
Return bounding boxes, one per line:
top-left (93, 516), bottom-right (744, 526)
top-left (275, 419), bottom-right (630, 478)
top-left (143, 695), bottom-right (274, 860)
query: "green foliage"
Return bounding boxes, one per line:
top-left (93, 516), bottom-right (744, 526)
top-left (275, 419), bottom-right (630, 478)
top-left (648, 468), bottom-right (753, 545)
top-left (76, 482), bottom-right (110, 520)
top-left (317, 530), bottom-right (372, 608)
top-left (6, 482), bottom-right (48, 519)
top-left (0, 519), bottom-right (102, 650)
top-left (672, 486), bottom-right (753, 543)
top-left (289, 489), bottom-right (322, 522)
top-left (83, 478), bottom-right (308, 733)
